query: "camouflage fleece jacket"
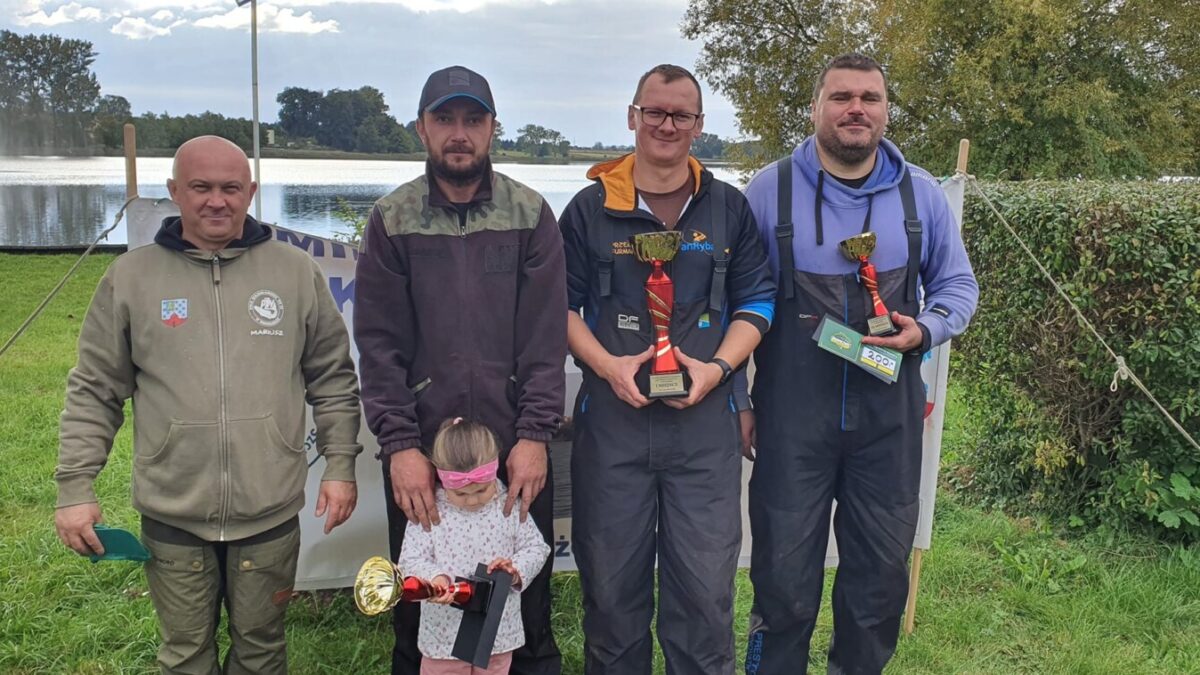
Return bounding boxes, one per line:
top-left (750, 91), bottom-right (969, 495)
top-left (352, 161), bottom-right (567, 456)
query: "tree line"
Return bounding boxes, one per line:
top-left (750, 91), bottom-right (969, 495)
top-left (1, 27), bottom-right (734, 160)
top-left (683, 0), bottom-right (1200, 177)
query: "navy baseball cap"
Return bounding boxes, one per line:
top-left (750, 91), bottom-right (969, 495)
top-left (418, 66), bottom-right (496, 116)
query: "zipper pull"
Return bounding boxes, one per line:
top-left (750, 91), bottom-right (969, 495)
top-left (210, 254), bottom-right (221, 284)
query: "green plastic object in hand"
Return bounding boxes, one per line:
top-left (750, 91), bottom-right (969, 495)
top-left (89, 524), bottom-right (151, 563)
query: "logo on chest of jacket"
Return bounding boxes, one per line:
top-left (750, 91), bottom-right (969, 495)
top-left (248, 290), bottom-right (284, 328)
top-left (161, 299), bottom-right (188, 327)
top-left (617, 313), bottom-right (640, 331)
top-left (611, 241), bottom-right (635, 256)
top-left (679, 229), bottom-right (715, 254)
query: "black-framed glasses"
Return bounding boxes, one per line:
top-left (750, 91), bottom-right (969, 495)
top-left (631, 105), bottom-right (702, 130)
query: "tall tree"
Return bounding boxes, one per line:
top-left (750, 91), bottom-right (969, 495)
top-left (276, 86), bottom-right (323, 139)
top-left (683, 0), bottom-right (1199, 178)
top-left (317, 86), bottom-right (389, 151)
top-left (516, 124), bottom-right (568, 157)
top-left (691, 132), bottom-right (726, 159)
top-left (0, 30), bottom-right (101, 153)
top-left (92, 94), bottom-right (131, 149)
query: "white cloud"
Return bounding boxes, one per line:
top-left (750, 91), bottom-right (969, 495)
top-left (270, 7), bottom-right (337, 32)
top-left (193, 4), bottom-right (338, 34)
top-left (150, 9), bottom-right (171, 21)
top-left (110, 15), bottom-right (171, 39)
top-left (14, 1), bottom-right (106, 26)
top-left (286, 0), bottom-right (572, 12)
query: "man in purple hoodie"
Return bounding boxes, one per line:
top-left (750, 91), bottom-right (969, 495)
top-left (740, 54), bottom-right (978, 674)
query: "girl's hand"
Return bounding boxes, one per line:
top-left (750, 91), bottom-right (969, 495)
top-left (487, 557), bottom-right (521, 588)
top-left (428, 575), bottom-right (455, 604)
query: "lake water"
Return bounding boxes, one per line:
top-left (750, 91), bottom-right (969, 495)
top-left (0, 157), bottom-right (740, 247)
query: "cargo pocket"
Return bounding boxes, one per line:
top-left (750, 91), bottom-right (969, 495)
top-left (227, 525), bottom-right (301, 632)
top-left (142, 535), bottom-right (219, 635)
top-left (133, 421), bottom-right (219, 520)
top-left (226, 414), bottom-right (306, 520)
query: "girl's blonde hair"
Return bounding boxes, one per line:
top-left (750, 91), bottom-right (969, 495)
top-left (430, 418), bottom-right (500, 472)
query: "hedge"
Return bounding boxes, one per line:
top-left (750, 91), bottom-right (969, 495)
top-left (955, 180), bottom-right (1200, 540)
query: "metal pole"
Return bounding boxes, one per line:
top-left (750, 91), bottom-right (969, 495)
top-left (250, 0), bottom-right (262, 220)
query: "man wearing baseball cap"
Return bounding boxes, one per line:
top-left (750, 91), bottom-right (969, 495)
top-left (354, 66), bottom-right (566, 675)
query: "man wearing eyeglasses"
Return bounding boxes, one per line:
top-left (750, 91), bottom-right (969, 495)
top-left (559, 64), bottom-right (775, 674)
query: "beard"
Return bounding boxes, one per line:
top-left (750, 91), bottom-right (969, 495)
top-left (816, 121), bottom-right (884, 167)
top-left (428, 144), bottom-right (488, 187)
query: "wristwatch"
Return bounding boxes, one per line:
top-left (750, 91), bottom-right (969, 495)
top-left (710, 357), bottom-right (733, 385)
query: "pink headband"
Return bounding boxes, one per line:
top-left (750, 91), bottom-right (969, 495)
top-left (438, 458), bottom-right (498, 490)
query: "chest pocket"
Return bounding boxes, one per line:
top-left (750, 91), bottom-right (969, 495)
top-left (485, 244), bottom-right (520, 274)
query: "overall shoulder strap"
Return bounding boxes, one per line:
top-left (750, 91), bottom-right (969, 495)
top-left (899, 168), bottom-right (922, 303)
top-left (775, 157), bottom-right (796, 300)
top-left (707, 181), bottom-right (729, 314)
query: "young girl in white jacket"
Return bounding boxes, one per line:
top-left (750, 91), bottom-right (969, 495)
top-left (399, 418), bottom-right (550, 675)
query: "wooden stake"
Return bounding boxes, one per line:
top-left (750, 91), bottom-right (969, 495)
top-left (903, 547), bottom-right (924, 635)
top-left (123, 123), bottom-right (138, 200)
top-left (903, 139), bottom-right (968, 638)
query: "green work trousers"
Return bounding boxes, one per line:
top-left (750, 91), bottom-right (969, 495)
top-left (141, 517), bottom-right (300, 675)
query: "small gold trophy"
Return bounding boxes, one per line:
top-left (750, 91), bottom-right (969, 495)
top-left (631, 231), bottom-right (687, 398)
top-left (839, 232), bottom-right (897, 337)
top-left (353, 556), bottom-right (472, 616)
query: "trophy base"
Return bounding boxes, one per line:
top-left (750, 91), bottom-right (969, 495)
top-left (867, 314), bottom-right (898, 337)
top-left (648, 372), bottom-right (688, 399)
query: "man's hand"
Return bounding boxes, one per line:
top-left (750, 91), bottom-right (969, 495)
top-left (504, 439), bottom-right (547, 523)
top-left (55, 502), bottom-right (105, 556)
top-left (860, 312), bottom-right (924, 352)
top-left (315, 480), bottom-right (357, 534)
top-left (662, 347), bottom-right (724, 410)
top-left (600, 345), bottom-right (654, 408)
top-left (389, 448), bottom-right (440, 531)
top-left (487, 557), bottom-right (522, 588)
top-left (740, 410), bottom-right (757, 461)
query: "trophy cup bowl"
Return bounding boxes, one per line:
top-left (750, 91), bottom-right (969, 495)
top-left (838, 232), bottom-right (877, 262)
top-left (631, 230), bottom-right (684, 263)
top-left (354, 556), bottom-right (404, 616)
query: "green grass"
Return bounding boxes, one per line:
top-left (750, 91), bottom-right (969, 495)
top-left (3, 253), bottom-right (1200, 673)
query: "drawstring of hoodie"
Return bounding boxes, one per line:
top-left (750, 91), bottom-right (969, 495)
top-left (814, 170), bottom-right (825, 245)
top-left (813, 169), bottom-right (875, 246)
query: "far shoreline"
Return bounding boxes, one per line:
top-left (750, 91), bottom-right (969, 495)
top-left (1, 147), bottom-right (733, 167)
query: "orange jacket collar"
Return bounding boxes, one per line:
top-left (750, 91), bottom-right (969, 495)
top-left (586, 153), bottom-right (705, 212)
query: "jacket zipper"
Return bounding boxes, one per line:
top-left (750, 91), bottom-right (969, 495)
top-left (457, 208), bottom-right (474, 419)
top-left (840, 273), bottom-right (852, 432)
top-left (211, 254), bottom-right (230, 540)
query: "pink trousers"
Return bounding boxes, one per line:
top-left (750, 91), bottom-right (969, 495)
top-left (419, 651), bottom-right (513, 675)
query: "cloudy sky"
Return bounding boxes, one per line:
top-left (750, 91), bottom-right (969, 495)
top-left (2, 0), bottom-right (745, 146)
